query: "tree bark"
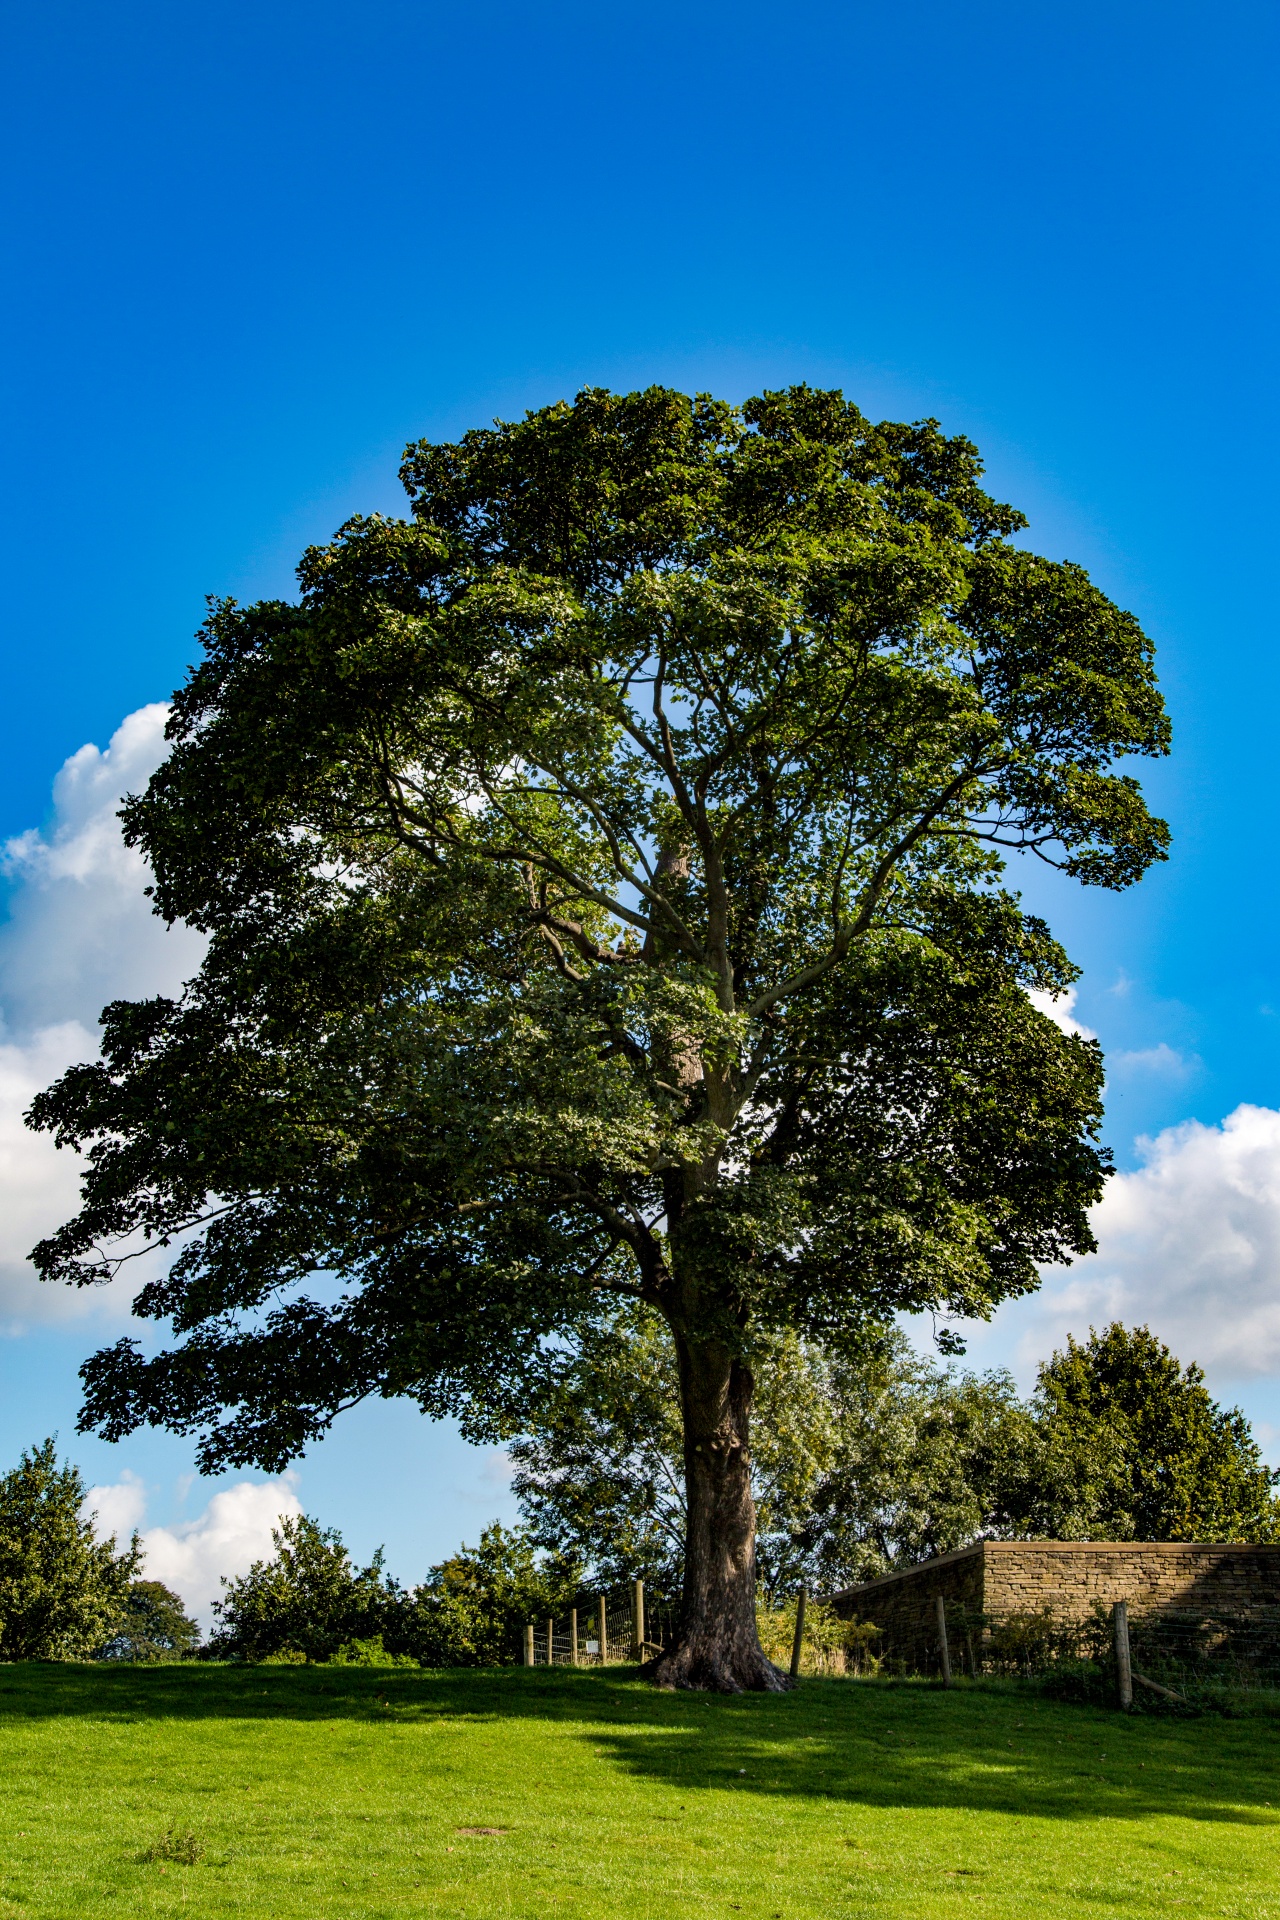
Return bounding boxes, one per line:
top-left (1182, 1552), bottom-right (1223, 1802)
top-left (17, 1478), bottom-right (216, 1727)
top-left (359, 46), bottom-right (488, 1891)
top-left (644, 1330), bottom-right (791, 1692)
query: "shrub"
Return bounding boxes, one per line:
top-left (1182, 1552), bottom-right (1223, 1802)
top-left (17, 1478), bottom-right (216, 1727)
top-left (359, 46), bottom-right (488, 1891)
top-left (0, 1439), bottom-right (140, 1660)
top-left (389, 1524), bottom-right (579, 1667)
top-left (328, 1634), bottom-right (418, 1668)
top-left (207, 1514), bottom-right (393, 1662)
top-left (755, 1595), bottom-right (882, 1676)
top-left (96, 1580), bottom-right (201, 1662)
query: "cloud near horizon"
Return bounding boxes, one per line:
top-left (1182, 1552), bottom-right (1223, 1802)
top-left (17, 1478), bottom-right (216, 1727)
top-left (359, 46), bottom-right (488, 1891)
top-left (1012, 1103), bottom-right (1280, 1384)
top-left (0, 705), bottom-right (204, 1327)
top-left (83, 1472), bottom-right (304, 1627)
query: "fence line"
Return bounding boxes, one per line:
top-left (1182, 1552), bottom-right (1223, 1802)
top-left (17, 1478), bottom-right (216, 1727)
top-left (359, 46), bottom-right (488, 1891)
top-left (525, 1579), bottom-right (677, 1667)
top-left (901, 1597), bottom-right (1280, 1697)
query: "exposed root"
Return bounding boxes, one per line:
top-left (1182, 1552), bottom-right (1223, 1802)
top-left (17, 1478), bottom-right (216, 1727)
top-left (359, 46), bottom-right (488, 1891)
top-left (641, 1640), bottom-right (794, 1694)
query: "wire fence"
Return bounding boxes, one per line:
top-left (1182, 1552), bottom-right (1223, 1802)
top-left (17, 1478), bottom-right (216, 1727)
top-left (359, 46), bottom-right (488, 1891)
top-left (889, 1597), bottom-right (1280, 1701)
top-left (527, 1580), bottom-right (1280, 1700)
top-left (525, 1580), bottom-right (680, 1667)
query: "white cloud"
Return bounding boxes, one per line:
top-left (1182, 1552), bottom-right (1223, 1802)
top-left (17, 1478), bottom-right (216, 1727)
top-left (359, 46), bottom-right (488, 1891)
top-left (0, 1019), bottom-right (122, 1329)
top-left (0, 704), bottom-right (202, 1037)
top-left (1111, 1041), bottom-right (1198, 1079)
top-left (1027, 985), bottom-right (1096, 1040)
top-left (1020, 1103), bottom-right (1280, 1382)
top-left (81, 1468), bottom-right (148, 1541)
top-left (84, 1474), bottom-right (303, 1627)
top-left (0, 706), bottom-right (205, 1325)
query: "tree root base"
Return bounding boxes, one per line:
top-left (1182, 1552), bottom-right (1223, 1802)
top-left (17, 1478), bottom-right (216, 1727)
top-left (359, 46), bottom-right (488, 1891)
top-left (641, 1641), bottom-right (793, 1693)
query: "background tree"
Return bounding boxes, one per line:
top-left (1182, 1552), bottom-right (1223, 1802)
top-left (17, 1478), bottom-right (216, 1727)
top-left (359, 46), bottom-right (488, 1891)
top-left (0, 1439), bottom-right (140, 1660)
top-left (31, 385), bottom-right (1169, 1689)
top-left (510, 1311), bottom-right (1076, 1594)
top-left (391, 1523), bottom-right (579, 1667)
top-left (511, 1317), bottom-right (1279, 1586)
top-left (207, 1514), bottom-right (392, 1662)
top-left (96, 1579), bottom-right (201, 1661)
top-left (1033, 1323), bottom-right (1280, 1542)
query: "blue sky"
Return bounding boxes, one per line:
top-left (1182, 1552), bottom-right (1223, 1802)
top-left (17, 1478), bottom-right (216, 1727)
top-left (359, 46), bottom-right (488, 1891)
top-left (1, 0), bottom-right (1277, 1610)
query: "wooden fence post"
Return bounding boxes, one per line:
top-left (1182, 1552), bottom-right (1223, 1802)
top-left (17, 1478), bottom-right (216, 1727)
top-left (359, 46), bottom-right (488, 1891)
top-left (571, 1607), bottom-right (579, 1667)
top-left (790, 1588), bottom-right (807, 1680)
top-left (1113, 1601), bottom-right (1133, 1710)
top-left (936, 1595), bottom-right (952, 1688)
top-left (598, 1594), bottom-right (608, 1666)
top-left (524, 1623), bottom-right (534, 1667)
top-left (632, 1580), bottom-right (645, 1660)
top-left (546, 1618), bottom-right (554, 1668)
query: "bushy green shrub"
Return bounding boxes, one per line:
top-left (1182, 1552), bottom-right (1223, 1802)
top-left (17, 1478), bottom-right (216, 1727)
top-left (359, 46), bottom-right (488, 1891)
top-left (389, 1524), bottom-right (579, 1667)
top-left (755, 1595), bottom-right (882, 1676)
top-left (328, 1634), bottom-right (418, 1668)
top-left (0, 1439), bottom-right (140, 1660)
top-left (207, 1514), bottom-right (393, 1662)
top-left (96, 1580), bottom-right (201, 1662)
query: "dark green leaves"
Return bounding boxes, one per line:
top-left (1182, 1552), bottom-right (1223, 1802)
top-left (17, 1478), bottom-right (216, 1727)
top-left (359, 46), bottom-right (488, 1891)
top-left (28, 383), bottom-right (1168, 1471)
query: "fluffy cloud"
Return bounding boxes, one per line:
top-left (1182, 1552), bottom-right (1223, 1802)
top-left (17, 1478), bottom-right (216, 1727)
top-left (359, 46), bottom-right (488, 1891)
top-left (1019, 1103), bottom-right (1280, 1382)
top-left (0, 706), bottom-right (204, 1325)
top-left (1027, 985), bottom-right (1096, 1040)
top-left (0, 704), bottom-right (202, 1036)
top-left (84, 1475), bottom-right (303, 1626)
top-left (0, 1021), bottom-right (101, 1328)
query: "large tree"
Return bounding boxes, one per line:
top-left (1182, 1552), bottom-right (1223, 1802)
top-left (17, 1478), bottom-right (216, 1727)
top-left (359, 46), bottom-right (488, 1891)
top-left (30, 386), bottom-right (1169, 1689)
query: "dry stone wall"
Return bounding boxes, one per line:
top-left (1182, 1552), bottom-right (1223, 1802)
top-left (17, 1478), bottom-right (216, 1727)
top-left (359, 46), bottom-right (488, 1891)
top-left (831, 1542), bottom-right (1280, 1671)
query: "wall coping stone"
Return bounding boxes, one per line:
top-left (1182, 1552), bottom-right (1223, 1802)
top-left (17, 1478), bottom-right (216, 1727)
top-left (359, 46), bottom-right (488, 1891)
top-left (830, 1539), bottom-right (1277, 1606)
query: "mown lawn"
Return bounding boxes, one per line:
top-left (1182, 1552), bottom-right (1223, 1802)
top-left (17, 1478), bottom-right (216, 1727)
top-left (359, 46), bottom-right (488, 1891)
top-left (0, 1663), bottom-right (1277, 1919)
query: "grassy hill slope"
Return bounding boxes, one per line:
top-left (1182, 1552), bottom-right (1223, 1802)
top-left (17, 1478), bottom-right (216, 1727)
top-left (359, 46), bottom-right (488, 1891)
top-left (0, 1665), bottom-right (1276, 1918)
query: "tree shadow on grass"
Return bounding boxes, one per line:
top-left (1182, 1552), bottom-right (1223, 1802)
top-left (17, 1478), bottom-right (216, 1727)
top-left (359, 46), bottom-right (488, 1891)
top-left (3, 1664), bottom-right (1277, 1828)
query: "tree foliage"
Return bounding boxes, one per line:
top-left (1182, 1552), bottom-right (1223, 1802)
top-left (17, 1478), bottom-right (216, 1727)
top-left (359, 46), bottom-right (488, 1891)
top-left (96, 1579), bottom-right (201, 1661)
top-left (206, 1513), bottom-right (575, 1667)
top-left (207, 1514), bottom-right (391, 1662)
top-left (0, 1439), bottom-right (140, 1660)
top-left (391, 1523), bottom-right (579, 1667)
top-left (1033, 1322), bottom-right (1280, 1543)
top-left (28, 385), bottom-right (1169, 1684)
top-left (510, 1316), bottom-right (1280, 1589)
top-left (510, 1314), bottom-right (1060, 1594)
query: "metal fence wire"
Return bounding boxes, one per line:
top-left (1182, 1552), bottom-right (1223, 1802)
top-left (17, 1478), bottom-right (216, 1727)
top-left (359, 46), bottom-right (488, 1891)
top-left (525, 1580), bottom-right (678, 1667)
top-left (891, 1599), bottom-right (1280, 1692)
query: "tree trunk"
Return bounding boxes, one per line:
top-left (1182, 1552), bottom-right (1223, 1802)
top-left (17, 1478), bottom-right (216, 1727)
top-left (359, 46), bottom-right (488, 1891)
top-left (645, 1332), bottom-right (791, 1693)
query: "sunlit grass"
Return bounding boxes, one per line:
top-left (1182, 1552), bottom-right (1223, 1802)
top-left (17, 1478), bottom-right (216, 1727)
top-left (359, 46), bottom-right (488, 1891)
top-left (0, 1663), bottom-right (1277, 1917)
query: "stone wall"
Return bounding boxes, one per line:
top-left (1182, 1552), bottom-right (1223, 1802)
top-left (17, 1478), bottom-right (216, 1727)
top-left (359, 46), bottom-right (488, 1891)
top-left (830, 1542), bottom-right (1280, 1671)
top-left (830, 1544), bottom-right (984, 1672)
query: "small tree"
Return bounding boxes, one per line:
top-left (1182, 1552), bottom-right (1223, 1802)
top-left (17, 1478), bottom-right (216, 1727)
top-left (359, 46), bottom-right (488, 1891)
top-left (1034, 1323), bottom-right (1280, 1541)
top-left (31, 385), bottom-right (1170, 1688)
top-left (394, 1523), bottom-right (579, 1667)
top-left (0, 1439), bottom-right (140, 1660)
top-left (96, 1579), bottom-right (201, 1661)
top-left (208, 1514), bottom-right (392, 1662)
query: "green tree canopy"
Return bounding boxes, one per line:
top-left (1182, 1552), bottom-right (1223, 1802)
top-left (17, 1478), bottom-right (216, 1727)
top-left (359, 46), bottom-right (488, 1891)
top-left (1033, 1323), bottom-right (1279, 1542)
top-left (96, 1578), bottom-right (201, 1661)
top-left (0, 1439), bottom-right (140, 1660)
top-left (29, 385), bottom-right (1169, 1687)
top-left (208, 1514), bottom-right (391, 1663)
top-left (511, 1318), bottom-right (1280, 1596)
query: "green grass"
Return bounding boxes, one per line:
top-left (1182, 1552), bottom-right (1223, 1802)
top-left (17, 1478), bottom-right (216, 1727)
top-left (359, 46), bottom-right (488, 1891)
top-left (1, 1664), bottom-right (1278, 1918)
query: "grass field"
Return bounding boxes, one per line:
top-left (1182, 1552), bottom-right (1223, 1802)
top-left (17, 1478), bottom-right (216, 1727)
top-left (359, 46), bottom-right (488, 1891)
top-left (1, 1664), bottom-right (1277, 1919)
